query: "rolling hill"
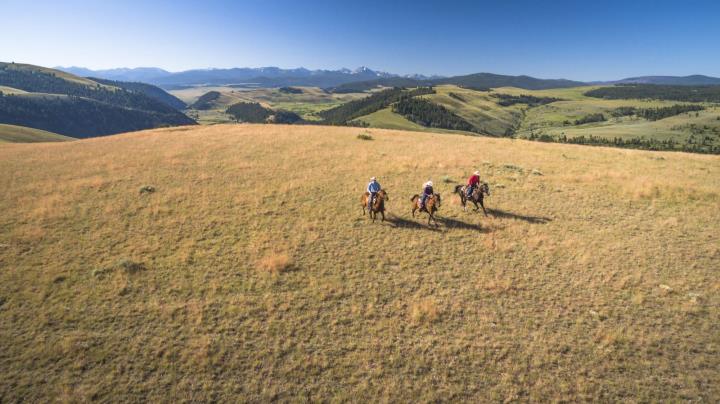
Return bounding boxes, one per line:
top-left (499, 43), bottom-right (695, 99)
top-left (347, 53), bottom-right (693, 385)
top-left (0, 123), bottom-right (74, 143)
top-left (0, 124), bottom-right (718, 401)
top-left (0, 62), bottom-right (195, 138)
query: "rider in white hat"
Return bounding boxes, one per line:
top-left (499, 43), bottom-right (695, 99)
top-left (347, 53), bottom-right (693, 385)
top-left (421, 179), bottom-right (434, 210)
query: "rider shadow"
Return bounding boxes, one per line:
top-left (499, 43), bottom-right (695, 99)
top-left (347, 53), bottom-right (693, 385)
top-left (487, 208), bottom-right (552, 224)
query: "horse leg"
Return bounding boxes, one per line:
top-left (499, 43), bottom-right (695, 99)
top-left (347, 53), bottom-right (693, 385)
top-left (479, 198), bottom-right (488, 217)
top-left (381, 210), bottom-right (385, 222)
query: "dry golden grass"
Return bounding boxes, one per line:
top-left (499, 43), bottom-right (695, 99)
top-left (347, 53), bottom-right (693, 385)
top-left (0, 123), bottom-right (718, 401)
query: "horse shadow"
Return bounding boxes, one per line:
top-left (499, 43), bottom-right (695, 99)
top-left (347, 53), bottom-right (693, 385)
top-left (385, 214), bottom-right (441, 231)
top-left (437, 216), bottom-right (493, 233)
top-left (385, 214), bottom-right (492, 232)
top-left (487, 208), bottom-right (552, 224)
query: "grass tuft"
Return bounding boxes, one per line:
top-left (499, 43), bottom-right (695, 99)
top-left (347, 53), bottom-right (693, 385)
top-left (356, 132), bottom-right (374, 140)
top-left (256, 253), bottom-right (294, 274)
top-left (409, 297), bottom-right (441, 325)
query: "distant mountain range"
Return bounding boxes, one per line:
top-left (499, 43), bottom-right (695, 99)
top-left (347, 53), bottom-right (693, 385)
top-left (56, 66), bottom-right (720, 91)
top-left (57, 66), bottom-right (440, 89)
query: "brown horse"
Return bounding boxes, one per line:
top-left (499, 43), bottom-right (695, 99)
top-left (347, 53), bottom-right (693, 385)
top-left (410, 193), bottom-right (441, 227)
top-left (361, 189), bottom-right (388, 222)
top-left (454, 182), bottom-right (490, 215)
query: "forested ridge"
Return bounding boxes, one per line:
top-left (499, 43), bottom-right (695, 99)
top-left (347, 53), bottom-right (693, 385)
top-left (0, 63), bottom-right (195, 137)
top-left (318, 87), bottom-right (435, 124)
top-left (585, 84), bottom-right (720, 103)
top-left (89, 77), bottom-right (187, 110)
top-left (0, 93), bottom-right (194, 138)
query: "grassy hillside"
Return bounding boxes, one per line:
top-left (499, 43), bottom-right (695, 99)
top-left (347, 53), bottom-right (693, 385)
top-left (0, 123), bottom-right (74, 143)
top-left (1, 124), bottom-right (718, 401)
top-left (348, 85), bottom-right (720, 152)
top-left (0, 62), bottom-right (195, 137)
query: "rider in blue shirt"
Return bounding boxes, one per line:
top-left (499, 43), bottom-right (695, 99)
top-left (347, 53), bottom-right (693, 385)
top-left (367, 177), bottom-right (381, 208)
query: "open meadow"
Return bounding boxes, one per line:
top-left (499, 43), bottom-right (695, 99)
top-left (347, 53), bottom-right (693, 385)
top-left (0, 124), bottom-right (719, 401)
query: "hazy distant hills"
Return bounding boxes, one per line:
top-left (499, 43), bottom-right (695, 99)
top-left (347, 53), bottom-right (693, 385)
top-left (0, 62), bottom-right (195, 137)
top-left (57, 65), bottom-right (720, 90)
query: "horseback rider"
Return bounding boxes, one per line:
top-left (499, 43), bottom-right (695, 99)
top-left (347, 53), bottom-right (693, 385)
top-left (467, 170), bottom-right (480, 198)
top-left (420, 179), bottom-right (433, 210)
top-left (367, 177), bottom-right (381, 209)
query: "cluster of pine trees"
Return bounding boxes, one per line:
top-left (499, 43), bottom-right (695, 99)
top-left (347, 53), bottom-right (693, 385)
top-left (491, 93), bottom-right (562, 107)
top-left (226, 102), bottom-right (273, 123)
top-left (586, 84), bottom-right (720, 103)
top-left (574, 113), bottom-right (606, 125)
top-left (318, 87), bottom-right (435, 125)
top-left (225, 102), bottom-right (303, 124)
top-left (392, 97), bottom-right (477, 132)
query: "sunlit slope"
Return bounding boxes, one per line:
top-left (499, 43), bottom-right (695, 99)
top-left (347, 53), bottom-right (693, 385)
top-left (0, 123), bottom-right (74, 143)
top-left (0, 124), bottom-right (718, 401)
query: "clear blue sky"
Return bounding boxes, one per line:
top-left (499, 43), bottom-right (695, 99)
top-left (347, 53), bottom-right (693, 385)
top-left (1, 0), bottom-right (718, 81)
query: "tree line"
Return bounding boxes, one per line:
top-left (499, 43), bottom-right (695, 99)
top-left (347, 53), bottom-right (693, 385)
top-left (585, 84), bottom-right (720, 103)
top-left (610, 104), bottom-right (705, 121)
top-left (491, 93), bottom-right (562, 107)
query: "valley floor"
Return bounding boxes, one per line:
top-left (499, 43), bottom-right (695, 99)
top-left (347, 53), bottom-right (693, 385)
top-left (0, 124), bottom-right (718, 401)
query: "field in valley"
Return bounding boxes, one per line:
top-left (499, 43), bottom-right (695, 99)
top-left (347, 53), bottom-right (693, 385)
top-left (0, 124), bottom-right (719, 401)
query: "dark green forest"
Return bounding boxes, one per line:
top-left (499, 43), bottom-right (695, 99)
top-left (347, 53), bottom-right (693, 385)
top-left (585, 84), bottom-right (720, 103)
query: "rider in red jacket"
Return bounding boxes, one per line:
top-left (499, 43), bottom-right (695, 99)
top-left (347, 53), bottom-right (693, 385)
top-left (467, 171), bottom-right (480, 198)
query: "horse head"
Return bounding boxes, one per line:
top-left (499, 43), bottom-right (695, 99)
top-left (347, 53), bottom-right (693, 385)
top-left (481, 182), bottom-right (490, 196)
top-left (434, 193), bottom-right (442, 207)
top-left (379, 189), bottom-right (389, 201)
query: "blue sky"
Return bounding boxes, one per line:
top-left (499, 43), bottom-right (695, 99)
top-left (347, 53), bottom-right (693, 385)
top-left (1, 0), bottom-right (718, 80)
